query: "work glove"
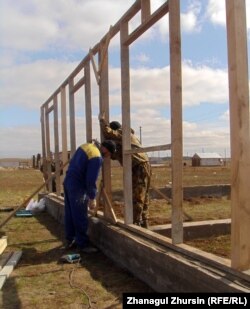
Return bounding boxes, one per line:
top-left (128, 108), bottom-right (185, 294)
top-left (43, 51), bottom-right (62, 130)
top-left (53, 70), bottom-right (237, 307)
top-left (98, 112), bottom-right (105, 122)
top-left (88, 199), bottom-right (97, 210)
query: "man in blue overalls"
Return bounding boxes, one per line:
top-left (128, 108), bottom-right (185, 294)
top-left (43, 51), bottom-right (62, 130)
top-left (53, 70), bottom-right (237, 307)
top-left (63, 140), bottom-right (116, 253)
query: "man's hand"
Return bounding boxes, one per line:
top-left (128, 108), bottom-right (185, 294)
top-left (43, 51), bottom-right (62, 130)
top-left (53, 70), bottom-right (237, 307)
top-left (98, 112), bottom-right (105, 122)
top-left (88, 199), bottom-right (97, 210)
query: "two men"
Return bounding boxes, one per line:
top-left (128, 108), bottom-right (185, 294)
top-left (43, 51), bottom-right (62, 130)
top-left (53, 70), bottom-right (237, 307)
top-left (99, 115), bottom-right (151, 228)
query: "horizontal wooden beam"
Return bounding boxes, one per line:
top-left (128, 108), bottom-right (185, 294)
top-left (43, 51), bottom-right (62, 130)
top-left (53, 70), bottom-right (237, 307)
top-left (124, 1), bottom-right (169, 46)
top-left (71, 76), bottom-right (85, 93)
top-left (124, 143), bottom-right (171, 154)
top-left (46, 105), bottom-right (54, 114)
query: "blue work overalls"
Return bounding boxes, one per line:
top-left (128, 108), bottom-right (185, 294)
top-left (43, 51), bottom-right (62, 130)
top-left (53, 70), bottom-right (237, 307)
top-left (63, 144), bottom-right (102, 248)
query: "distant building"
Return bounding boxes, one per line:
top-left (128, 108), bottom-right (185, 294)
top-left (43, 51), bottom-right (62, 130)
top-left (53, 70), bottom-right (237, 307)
top-left (0, 159), bottom-right (31, 168)
top-left (192, 153), bottom-right (223, 167)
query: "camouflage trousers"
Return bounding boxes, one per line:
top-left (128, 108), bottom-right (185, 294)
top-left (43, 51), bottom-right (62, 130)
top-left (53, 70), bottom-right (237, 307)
top-left (132, 161), bottom-right (151, 226)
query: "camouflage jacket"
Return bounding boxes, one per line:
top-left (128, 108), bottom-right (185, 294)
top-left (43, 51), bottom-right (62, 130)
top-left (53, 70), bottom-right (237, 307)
top-left (100, 119), bottom-right (149, 168)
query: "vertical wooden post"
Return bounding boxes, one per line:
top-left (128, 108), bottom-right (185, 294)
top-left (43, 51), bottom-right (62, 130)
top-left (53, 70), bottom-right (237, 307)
top-left (120, 21), bottom-right (133, 224)
top-left (53, 95), bottom-right (61, 195)
top-left (45, 105), bottom-right (52, 192)
top-left (40, 106), bottom-right (46, 171)
top-left (69, 79), bottom-right (76, 156)
top-left (84, 62), bottom-right (92, 142)
top-left (99, 41), bottom-right (112, 218)
top-left (169, 0), bottom-right (183, 244)
top-left (225, 0), bottom-right (250, 270)
top-left (61, 86), bottom-right (68, 178)
top-left (141, 0), bottom-right (150, 22)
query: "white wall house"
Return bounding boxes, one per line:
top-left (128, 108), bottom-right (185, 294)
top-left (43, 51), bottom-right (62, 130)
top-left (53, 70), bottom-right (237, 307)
top-left (192, 153), bottom-right (223, 167)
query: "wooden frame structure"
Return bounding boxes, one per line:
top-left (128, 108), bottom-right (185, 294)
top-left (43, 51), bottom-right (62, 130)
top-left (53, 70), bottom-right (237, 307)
top-left (40, 0), bottom-right (250, 271)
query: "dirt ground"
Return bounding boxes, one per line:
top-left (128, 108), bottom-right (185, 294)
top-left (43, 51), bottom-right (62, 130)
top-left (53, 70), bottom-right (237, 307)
top-left (0, 167), bottom-right (232, 307)
top-left (0, 211), bottom-right (153, 309)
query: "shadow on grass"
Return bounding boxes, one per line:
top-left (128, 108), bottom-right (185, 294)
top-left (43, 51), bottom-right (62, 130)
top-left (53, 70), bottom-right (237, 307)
top-left (34, 211), bottom-right (153, 289)
top-left (1, 211), bottom-right (152, 308)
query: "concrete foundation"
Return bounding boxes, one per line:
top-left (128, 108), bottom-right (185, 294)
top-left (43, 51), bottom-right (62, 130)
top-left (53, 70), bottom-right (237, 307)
top-left (113, 184), bottom-right (231, 200)
top-left (151, 219), bottom-right (231, 241)
top-left (44, 193), bottom-right (250, 293)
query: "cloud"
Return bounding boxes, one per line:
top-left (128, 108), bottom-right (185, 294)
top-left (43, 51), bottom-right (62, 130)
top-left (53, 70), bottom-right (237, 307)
top-left (220, 109), bottom-right (229, 121)
top-left (0, 59), bottom-right (78, 108)
top-left (0, 58), bottom-right (229, 110)
top-left (206, 0), bottom-right (226, 26)
top-left (181, 0), bottom-right (202, 33)
top-left (183, 124), bottom-right (230, 156)
top-left (156, 0), bottom-right (203, 39)
top-left (206, 0), bottom-right (250, 29)
top-left (133, 53), bottom-right (150, 63)
top-left (1, 0), bottom-right (134, 52)
top-left (182, 61), bottom-right (228, 106)
top-left (1, 2), bottom-right (59, 51)
top-left (0, 0), bottom-right (233, 158)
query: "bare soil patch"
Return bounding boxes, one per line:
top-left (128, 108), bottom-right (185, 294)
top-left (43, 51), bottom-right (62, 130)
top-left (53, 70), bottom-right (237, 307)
top-left (0, 166), bottom-right (231, 307)
top-left (0, 169), bottom-right (153, 308)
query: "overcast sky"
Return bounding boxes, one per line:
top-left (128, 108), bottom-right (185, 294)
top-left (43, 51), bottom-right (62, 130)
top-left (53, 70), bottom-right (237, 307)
top-left (1, 0), bottom-right (250, 158)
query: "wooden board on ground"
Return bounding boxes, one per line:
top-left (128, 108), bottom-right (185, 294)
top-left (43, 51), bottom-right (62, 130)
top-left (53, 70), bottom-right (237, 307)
top-left (0, 252), bottom-right (13, 271)
top-left (0, 251), bottom-right (22, 290)
top-left (0, 236), bottom-right (7, 255)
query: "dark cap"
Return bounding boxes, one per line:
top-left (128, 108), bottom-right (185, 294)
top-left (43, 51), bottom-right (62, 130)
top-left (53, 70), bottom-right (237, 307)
top-left (101, 140), bottom-right (116, 154)
top-left (110, 121), bottom-right (121, 130)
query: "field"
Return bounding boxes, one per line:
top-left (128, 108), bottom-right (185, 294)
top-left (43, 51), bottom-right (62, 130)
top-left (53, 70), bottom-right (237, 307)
top-left (0, 166), bottom-right (231, 307)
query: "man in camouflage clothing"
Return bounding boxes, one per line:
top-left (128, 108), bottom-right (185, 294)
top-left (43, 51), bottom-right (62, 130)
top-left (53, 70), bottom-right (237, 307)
top-left (99, 115), bottom-right (151, 228)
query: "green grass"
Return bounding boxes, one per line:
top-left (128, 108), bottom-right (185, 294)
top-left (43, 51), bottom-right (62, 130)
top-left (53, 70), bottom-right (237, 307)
top-left (0, 169), bottom-right (43, 207)
top-left (111, 164), bottom-right (231, 189)
top-left (0, 167), bottom-right (231, 265)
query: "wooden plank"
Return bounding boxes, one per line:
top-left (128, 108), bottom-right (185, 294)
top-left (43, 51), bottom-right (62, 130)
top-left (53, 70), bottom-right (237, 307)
top-left (69, 79), bottom-right (76, 156)
top-left (0, 252), bottom-right (13, 271)
top-left (98, 39), bottom-right (112, 219)
top-left (45, 105), bottom-right (52, 192)
top-left (120, 20), bottom-right (133, 224)
top-left (89, 49), bottom-right (100, 85)
top-left (102, 188), bottom-right (117, 224)
top-left (0, 237), bottom-right (7, 255)
top-left (91, 181), bottom-right (117, 224)
top-left (60, 86), bottom-right (68, 178)
top-left (141, 0), bottom-right (150, 23)
top-left (169, 0), bottom-right (183, 244)
top-left (53, 95), bottom-right (61, 196)
top-left (225, 0), bottom-right (250, 271)
top-left (0, 251), bottom-right (22, 290)
top-left (71, 76), bottom-right (85, 93)
top-left (124, 143), bottom-right (171, 154)
top-left (98, 26), bottom-right (112, 76)
top-left (114, 220), bottom-right (250, 283)
top-left (47, 105), bottom-right (54, 114)
top-left (124, 1), bottom-right (169, 46)
top-left (40, 106), bottom-right (46, 171)
top-left (84, 62), bottom-right (92, 142)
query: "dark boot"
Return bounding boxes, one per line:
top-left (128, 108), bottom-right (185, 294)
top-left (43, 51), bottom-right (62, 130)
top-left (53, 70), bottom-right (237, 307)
top-left (141, 220), bottom-right (149, 229)
top-left (133, 221), bottom-right (141, 227)
top-left (64, 239), bottom-right (76, 250)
